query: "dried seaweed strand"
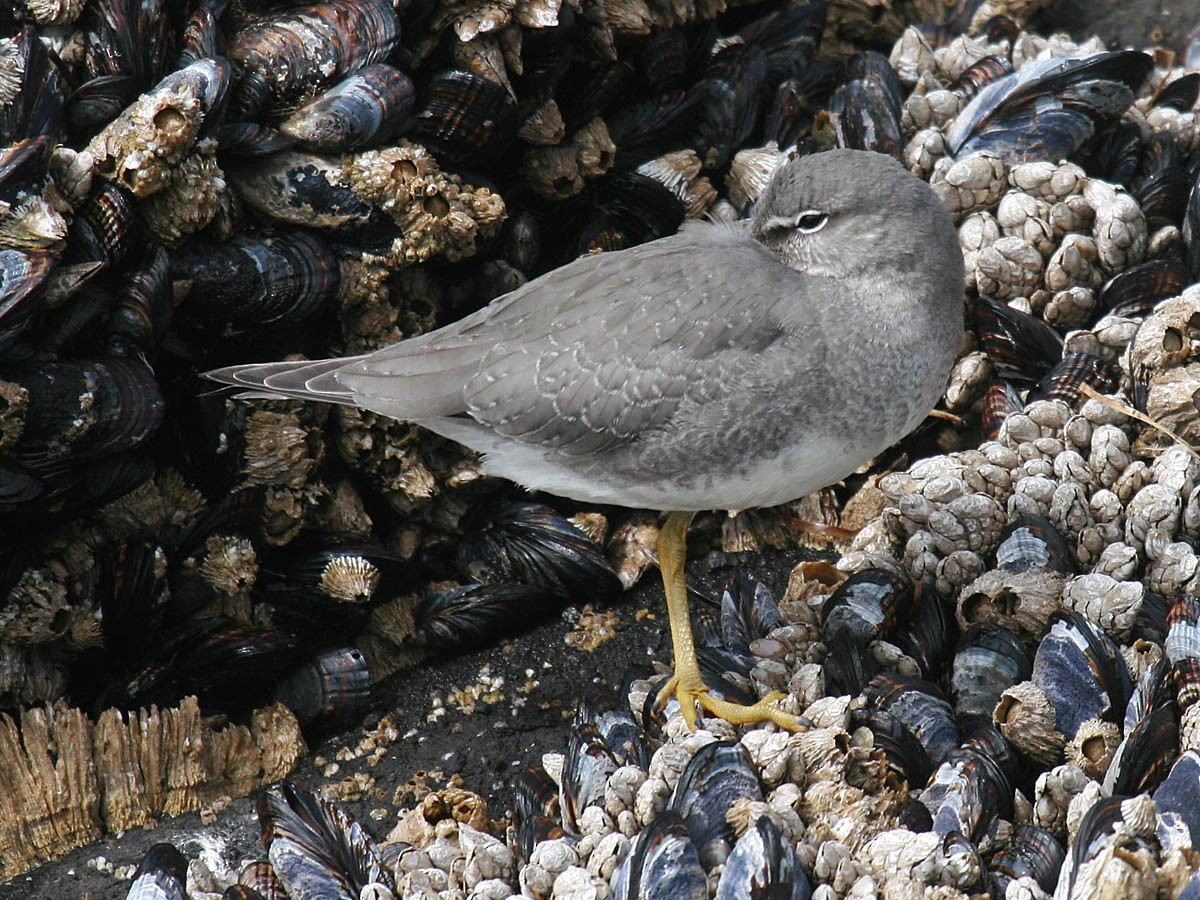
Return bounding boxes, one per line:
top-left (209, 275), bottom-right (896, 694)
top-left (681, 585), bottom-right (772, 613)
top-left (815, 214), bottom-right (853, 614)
top-left (1079, 383), bottom-right (1200, 461)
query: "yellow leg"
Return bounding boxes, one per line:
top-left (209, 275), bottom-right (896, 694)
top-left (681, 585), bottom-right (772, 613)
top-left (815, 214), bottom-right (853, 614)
top-left (653, 511), bottom-right (807, 732)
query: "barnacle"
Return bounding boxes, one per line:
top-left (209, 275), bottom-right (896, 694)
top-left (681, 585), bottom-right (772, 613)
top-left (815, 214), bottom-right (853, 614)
top-left (138, 140), bottom-right (225, 246)
top-left (346, 143), bottom-right (508, 264)
top-left (85, 60), bottom-right (227, 198)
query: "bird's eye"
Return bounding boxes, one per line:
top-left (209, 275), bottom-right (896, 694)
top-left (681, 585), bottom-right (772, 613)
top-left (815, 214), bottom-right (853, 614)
top-left (793, 210), bottom-right (828, 233)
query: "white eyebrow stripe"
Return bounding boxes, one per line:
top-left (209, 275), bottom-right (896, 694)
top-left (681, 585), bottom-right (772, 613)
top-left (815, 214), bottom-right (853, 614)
top-left (763, 215), bottom-right (797, 232)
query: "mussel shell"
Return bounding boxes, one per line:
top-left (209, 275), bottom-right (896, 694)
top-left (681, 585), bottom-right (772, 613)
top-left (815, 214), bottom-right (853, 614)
top-left (215, 122), bottom-right (296, 157)
top-left (125, 842), bottom-right (187, 900)
top-left (562, 721), bottom-right (618, 833)
top-left (237, 860), bottom-right (286, 899)
top-left (687, 44), bottom-right (768, 171)
top-left (68, 75), bottom-right (143, 135)
top-left (413, 581), bottom-right (567, 649)
top-left (413, 69), bottom-right (519, 165)
top-left (557, 61), bottom-right (637, 133)
top-left (258, 592), bottom-right (371, 648)
top-left (108, 246), bottom-right (171, 358)
top-left (634, 28), bottom-right (692, 95)
top-left (862, 673), bottom-right (960, 767)
top-left (1060, 795), bottom-right (1157, 898)
top-left (720, 572), bottom-right (784, 660)
top-left (35, 288), bottom-right (109, 360)
top-left (1127, 647), bottom-right (1176, 731)
top-left (973, 295), bottom-right (1064, 384)
top-left (1184, 161), bottom-right (1200, 280)
top-left (273, 646), bottom-right (371, 728)
top-left (96, 538), bottom-right (167, 661)
top-left (108, 619), bottom-right (305, 710)
top-left (457, 502), bottom-right (621, 600)
top-left (1025, 353), bottom-right (1121, 408)
top-left (0, 137), bottom-right (54, 205)
top-left (0, 462), bottom-right (45, 513)
top-left (17, 453), bottom-right (156, 528)
top-left (737, 2), bottom-right (825, 86)
top-left (821, 568), bottom-right (913, 641)
top-left (830, 51), bottom-right (904, 158)
top-left (1174, 657), bottom-right (1200, 711)
top-left (1133, 162), bottom-right (1191, 231)
top-left (954, 55), bottom-right (1014, 102)
top-left (2, 27), bottom-right (66, 146)
top-left (279, 63), bottom-right (416, 152)
top-left (822, 568), bottom-right (913, 696)
top-left (986, 824), bottom-right (1064, 897)
top-left (713, 816), bottom-right (812, 900)
top-left (576, 682), bottom-right (647, 768)
top-left (1166, 592), bottom-right (1200, 666)
top-left (894, 587), bottom-right (954, 684)
top-left (1152, 72), bottom-right (1200, 111)
top-left (669, 740), bottom-right (762, 869)
top-left (501, 209), bottom-right (541, 273)
top-left (1095, 258), bottom-right (1191, 319)
top-left (68, 180), bottom-right (141, 269)
top-left (225, 152), bottom-right (389, 239)
top-left (980, 380), bottom-right (1024, 442)
top-left (226, 0), bottom-right (401, 117)
top-left (606, 91), bottom-right (697, 170)
top-left (81, 0), bottom-right (176, 85)
top-left (258, 780), bottom-right (393, 898)
top-left (1075, 118), bottom-right (1142, 186)
top-left (1168, 592), bottom-right (1200, 704)
top-left (849, 704), bottom-right (933, 787)
top-left (177, 0), bottom-right (226, 68)
top-left (1104, 701), bottom-right (1179, 795)
top-left (761, 78), bottom-right (817, 150)
top-left (514, 765), bottom-right (563, 861)
top-left (952, 623), bottom-right (1032, 727)
top-left (0, 248), bottom-right (54, 344)
top-left (612, 810), bottom-right (706, 900)
top-left (994, 514), bottom-right (1074, 575)
top-left (0, 358), bottom-right (164, 472)
top-left (946, 51), bottom-right (1154, 162)
top-left (1032, 611), bottom-right (1132, 739)
top-left (1152, 750), bottom-right (1200, 853)
top-left (920, 735), bottom-right (1013, 842)
top-left (171, 230), bottom-right (340, 336)
top-left (1130, 589), bottom-right (1171, 647)
top-left (558, 171), bottom-right (685, 261)
top-left (696, 643), bottom-right (759, 707)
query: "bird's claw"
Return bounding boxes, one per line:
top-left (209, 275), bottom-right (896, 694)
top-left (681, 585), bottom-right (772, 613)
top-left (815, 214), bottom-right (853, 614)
top-left (654, 677), bottom-right (810, 732)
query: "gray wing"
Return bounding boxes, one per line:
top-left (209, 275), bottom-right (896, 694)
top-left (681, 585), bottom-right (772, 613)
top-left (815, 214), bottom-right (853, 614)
top-left (336, 220), bottom-right (825, 455)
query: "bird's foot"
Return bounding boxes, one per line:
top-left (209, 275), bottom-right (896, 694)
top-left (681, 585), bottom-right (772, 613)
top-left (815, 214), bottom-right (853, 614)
top-left (654, 676), bottom-right (809, 732)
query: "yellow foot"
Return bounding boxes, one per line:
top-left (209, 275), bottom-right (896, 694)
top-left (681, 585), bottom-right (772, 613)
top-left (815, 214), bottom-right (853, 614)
top-left (654, 678), bottom-right (810, 732)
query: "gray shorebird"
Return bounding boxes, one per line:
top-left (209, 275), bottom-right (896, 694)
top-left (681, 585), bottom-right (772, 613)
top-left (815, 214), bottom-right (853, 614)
top-left (206, 148), bottom-right (965, 730)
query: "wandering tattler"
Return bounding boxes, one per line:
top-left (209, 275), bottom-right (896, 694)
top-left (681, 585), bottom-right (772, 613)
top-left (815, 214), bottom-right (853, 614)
top-left (206, 148), bottom-right (964, 730)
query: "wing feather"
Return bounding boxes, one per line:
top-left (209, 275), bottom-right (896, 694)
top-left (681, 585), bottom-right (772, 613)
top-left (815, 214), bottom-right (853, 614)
top-left (207, 220), bottom-right (831, 457)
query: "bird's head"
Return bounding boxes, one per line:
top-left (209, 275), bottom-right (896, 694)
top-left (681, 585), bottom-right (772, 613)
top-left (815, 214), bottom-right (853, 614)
top-left (749, 148), bottom-right (957, 280)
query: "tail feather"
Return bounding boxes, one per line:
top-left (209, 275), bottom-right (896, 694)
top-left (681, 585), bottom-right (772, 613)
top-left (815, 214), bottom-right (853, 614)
top-left (203, 353), bottom-right (479, 419)
top-left (203, 357), bottom-right (362, 405)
